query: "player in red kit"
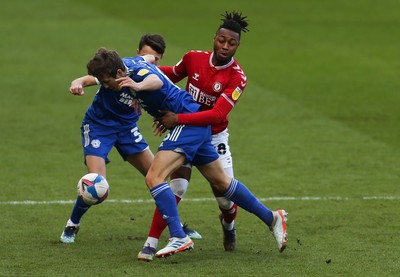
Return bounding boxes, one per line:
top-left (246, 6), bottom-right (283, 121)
top-left (138, 11), bottom-right (250, 261)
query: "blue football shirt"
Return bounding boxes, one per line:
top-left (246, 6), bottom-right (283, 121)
top-left (122, 56), bottom-right (201, 118)
top-left (85, 86), bottom-right (140, 128)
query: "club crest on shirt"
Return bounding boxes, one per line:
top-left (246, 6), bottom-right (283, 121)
top-left (138, 69), bottom-right (149, 76)
top-left (213, 82), bottom-right (222, 92)
top-left (232, 87), bottom-right (243, 100)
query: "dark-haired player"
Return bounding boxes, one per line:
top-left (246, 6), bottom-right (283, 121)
top-left (136, 33), bottom-right (165, 65)
top-left (138, 12), bottom-right (287, 261)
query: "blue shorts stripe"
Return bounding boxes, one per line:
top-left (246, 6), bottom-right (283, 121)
top-left (169, 125), bottom-right (184, 142)
top-left (83, 124), bottom-right (90, 147)
top-left (159, 125), bottom-right (219, 166)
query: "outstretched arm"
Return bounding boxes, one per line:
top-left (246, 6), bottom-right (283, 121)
top-left (69, 75), bottom-right (98, 96)
top-left (156, 96), bottom-right (233, 129)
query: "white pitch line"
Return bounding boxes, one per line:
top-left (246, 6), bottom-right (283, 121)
top-left (0, 196), bottom-right (399, 205)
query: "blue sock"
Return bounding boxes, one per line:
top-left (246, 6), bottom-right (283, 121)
top-left (150, 182), bottom-right (186, 238)
top-left (70, 196), bottom-right (91, 224)
top-left (224, 179), bottom-right (274, 226)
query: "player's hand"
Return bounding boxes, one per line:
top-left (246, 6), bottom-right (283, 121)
top-left (152, 120), bottom-right (167, 136)
top-left (156, 110), bottom-right (179, 129)
top-left (117, 77), bottom-right (140, 92)
top-left (69, 80), bottom-right (85, 96)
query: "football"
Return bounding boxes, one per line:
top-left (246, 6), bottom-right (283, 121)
top-left (77, 173), bottom-right (109, 205)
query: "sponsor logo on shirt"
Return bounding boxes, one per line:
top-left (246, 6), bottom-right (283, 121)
top-left (119, 92), bottom-right (135, 106)
top-left (188, 83), bottom-right (217, 107)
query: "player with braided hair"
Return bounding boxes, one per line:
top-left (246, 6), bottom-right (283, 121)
top-left (138, 11), bottom-right (286, 261)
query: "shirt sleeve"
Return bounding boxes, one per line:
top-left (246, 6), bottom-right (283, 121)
top-left (220, 67), bottom-right (247, 106)
top-left (159, 51), bottom-right (192, 84)
top-left (177, 68), bottom-right (247, 126)
top-left (158, 66), bottom-right (182, 83)
top-left (177, 96), bottom-right (233, 126)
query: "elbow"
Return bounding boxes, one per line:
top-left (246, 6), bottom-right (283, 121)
top-left (156, 78), bottom-right (164, 89)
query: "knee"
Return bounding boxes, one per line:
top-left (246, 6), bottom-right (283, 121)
top-left (210, 176), bottom-right (232, 193)
top-left (145, 173), bottom-right (158, 189)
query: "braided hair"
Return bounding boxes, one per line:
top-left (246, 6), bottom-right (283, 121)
top-left (217, 11), bottom-right (249, 38)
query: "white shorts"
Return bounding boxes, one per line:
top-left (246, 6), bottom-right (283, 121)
top-left (212, 129), bottom-right (232, 170)
top-left (183, 129), bottom-right (233, 173)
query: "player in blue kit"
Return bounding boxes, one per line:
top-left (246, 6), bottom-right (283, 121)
top-left (59, 34), bottom-right (200, 244)
top-left (86, 47), bottom-right (288, 258)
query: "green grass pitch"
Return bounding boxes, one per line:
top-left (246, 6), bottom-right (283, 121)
top-left (1, 0), bottom-right (399, 276)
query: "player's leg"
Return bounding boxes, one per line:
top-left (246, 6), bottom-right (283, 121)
top-left (126, 149), bottom-right (163, 261)
top-left (211, 130), bottom-right (238, 250)
top-left (126, 148), bottom-right (154, 176)
top-left (126, 148), bottom-right (162, 261)
top-left (86, 155), bottom-right (107, 176)
top-left (145, 150), bottom-right (194, 258)
top-left (60, 122), bottom-right (114, 244)
top-left (197, 159), bottom-right (288, 252)
top-left (169, 166), bottom-right (202, 239)
top-left (152, 124), bottom-right (217, 257)
top-left (60, 156), bottom-right (107, 244)
top-left (120, 124), bottom-right (154, 177)
top-left (211, 164), bottom-right (237, 251)
top-left (142, 167), bottom-right (191, 243)
top-left (138, 165), bottom-right (199, 261)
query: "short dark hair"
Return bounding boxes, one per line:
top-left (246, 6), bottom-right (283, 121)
top-left (217, 11), bottom-right (249, 38)
top-left (138, 34), bottom-right (166, 55)
top-left (87, 47), bottom-right (124, 79)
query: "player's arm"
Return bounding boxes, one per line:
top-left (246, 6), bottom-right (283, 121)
top-left (142, 54), bottom-right (156, 64)
top-left (69, 75), bottom-right (98, 96)
top-left (117, 74), bottom-right (163, 92)
top-left (179, 97), bottom-right (233, 125)
top-left (158, 76), bottom-right (246, 128)
top-left (157, 96), bottom-right (234, 129)
top-left (158, 66), bottom-right (184, 83)
top-left (158, 52), bottom-right (191, 83)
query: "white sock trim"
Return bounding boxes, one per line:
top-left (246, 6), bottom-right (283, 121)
top-left (144, 236), bottom-right (159, 249)
top-left (67, 219), bottom-right (79, 227)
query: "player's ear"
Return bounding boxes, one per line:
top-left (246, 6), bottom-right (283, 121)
top-left (116, 69), bottom-right (126, 77)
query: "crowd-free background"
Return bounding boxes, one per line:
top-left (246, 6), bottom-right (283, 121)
top-left (1, 0), bottom-right (399, 275)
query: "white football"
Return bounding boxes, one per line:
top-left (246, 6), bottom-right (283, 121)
top-left (77, 173), bottom-right (109, 205)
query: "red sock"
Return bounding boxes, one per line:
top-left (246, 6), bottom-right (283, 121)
top-left (148, 195), bottom-right (181, 238)
top-left (220, 203), bottom-right (238, 223)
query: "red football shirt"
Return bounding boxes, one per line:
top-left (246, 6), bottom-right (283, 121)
top-left (159, 50), bottom-right (247, 134)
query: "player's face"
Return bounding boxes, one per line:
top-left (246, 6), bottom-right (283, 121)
top-left (213, 28), bottom-right (240, 66)
top-left (98, 69), bottom-right (125, 91)
top-left (137, 45), bottom-right (163, 65)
